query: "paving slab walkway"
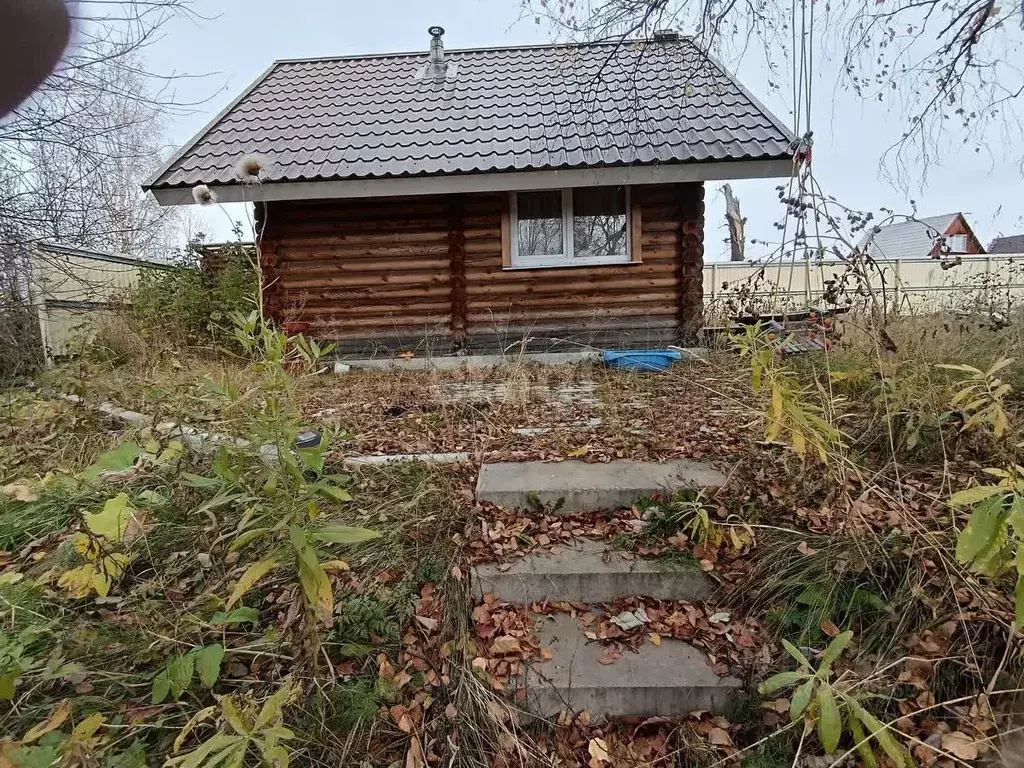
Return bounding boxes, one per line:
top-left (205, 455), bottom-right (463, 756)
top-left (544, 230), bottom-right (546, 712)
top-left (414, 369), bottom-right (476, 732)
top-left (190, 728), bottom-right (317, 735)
top-left (526, 613), bottom-right (740, 719)
top-left (476, 458), bottom-right (728, 513)
top-left (474, 538), bottom-right (712, 604)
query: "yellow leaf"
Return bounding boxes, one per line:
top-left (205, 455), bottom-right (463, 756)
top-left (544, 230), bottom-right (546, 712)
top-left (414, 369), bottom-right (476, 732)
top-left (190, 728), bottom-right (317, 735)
top-left (320, 560), bottom-right (350, 572)
top-left (173, 705), bottom-right (216, 752)
top-left (226, 558), bottom-right (279, 609)
top-left (220, 695), bottom-right (252, 736)
top-left (84, 493), bottom-right (133, 541)
top-left (23, 700), bottom-right (71, 743)
top-left (567, 445), bottom-right (589, 458)
top-left (69, 712), bottom-right (105, 742)
top-left (58, 565), bottom-right (101, 599)
top-left (297, 554), bottom-right (333, 624)
top-left (588, 737), bottom-right (609, 764)
top-left (791, 428), bottom-right (807, 456)
top-left (995, 409), bottom-right (1009, 439)
top-left (649, 633), bottom-right (662, 646)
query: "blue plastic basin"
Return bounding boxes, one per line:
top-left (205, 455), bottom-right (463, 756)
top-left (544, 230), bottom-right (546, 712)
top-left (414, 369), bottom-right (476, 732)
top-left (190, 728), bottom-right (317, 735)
top-left (602, 349), bottom-right (683, 372)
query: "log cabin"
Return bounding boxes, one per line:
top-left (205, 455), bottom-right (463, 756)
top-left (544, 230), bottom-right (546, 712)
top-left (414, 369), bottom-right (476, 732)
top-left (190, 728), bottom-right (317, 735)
top-left (145, 28), bottom-right (794, 355)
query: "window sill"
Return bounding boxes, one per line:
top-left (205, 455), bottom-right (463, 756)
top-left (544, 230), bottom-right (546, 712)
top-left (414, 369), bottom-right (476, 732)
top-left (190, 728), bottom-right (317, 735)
top-left (503, 258), bottom-right (635, 271)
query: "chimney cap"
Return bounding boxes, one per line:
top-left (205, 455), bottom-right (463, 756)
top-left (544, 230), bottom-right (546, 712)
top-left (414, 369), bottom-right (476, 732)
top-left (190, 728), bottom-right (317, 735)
top-left (652, 28), bottom-right (680, 41)
top-left (428, 25), bottom-right (445, 37)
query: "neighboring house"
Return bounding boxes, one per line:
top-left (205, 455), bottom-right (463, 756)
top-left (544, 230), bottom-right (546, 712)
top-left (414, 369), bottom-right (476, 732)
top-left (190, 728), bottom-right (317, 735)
top-left (29, 242), bottom-right (172, 360)
top-left (144, 29), bottom-right (793, 354)
top-left (858, 213), bottom-right (985, 261)
top-left (987, 234), bottom-right (1024, 254)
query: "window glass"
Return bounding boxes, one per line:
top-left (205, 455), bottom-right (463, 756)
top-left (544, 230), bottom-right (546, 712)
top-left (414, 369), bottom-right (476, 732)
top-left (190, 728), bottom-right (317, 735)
top-left (516, 190), bottom-right (563, 257)
top-left (572, 187), bottom-right (627, 259)
top-left (946, 234), bottom-right (968, 252)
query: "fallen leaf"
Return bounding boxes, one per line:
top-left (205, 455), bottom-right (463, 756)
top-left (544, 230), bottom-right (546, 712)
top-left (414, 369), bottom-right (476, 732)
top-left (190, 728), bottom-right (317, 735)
top-left (490, 636), bottom-right (522, 655)
top-left (2, 481), bottom-right (38, 502)
top-left (611, 610), bottom-right (647, 630)
top-left (405, 734), bottom-right (425, 768)
top-left (709, 612), bottom-right (731, 624)
top-left (414, 615), bottom-right (438, 632)
top-left (821, 619), bottom-right (841, 637)
top-left (796, 541), bottom-right (819, 556)
top-left (708, 727), bottom-right (733, 746)
top-left (597, 646), bottom-right (621, 665)
top-left (588, 737), bottom-right (609, 765)
top-left (649, 632), bottom-right (662, 646)
top-left (941, 732), bottom-right (978, 760)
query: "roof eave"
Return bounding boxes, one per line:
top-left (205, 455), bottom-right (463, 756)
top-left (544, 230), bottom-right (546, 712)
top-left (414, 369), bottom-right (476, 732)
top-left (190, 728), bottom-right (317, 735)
top-left (151, 157), bottom-right (794, 206)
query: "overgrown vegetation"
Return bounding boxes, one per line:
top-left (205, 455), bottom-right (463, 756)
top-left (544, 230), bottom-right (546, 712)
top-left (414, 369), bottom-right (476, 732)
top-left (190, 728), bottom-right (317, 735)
top-left (3, 292), bottom-right (1024, 767)
top-left (126, 235), bottom-right (256, 355)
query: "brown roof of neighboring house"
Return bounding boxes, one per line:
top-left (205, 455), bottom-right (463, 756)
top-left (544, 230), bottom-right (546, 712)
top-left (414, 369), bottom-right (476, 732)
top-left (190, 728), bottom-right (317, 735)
top-left (988, 234), bottom-right (1024, 253)
top-left (146, 36), bottom-right (794, 193)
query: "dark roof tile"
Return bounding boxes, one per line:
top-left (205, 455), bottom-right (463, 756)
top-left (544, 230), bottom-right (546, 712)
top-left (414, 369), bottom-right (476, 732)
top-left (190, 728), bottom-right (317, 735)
top-left (148, 38), bottom-right (793, 190)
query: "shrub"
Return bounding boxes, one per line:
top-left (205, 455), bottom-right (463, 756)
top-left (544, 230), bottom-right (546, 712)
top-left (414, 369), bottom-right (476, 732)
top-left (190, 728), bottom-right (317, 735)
top-left (129, 235), bottom-right (256, 350)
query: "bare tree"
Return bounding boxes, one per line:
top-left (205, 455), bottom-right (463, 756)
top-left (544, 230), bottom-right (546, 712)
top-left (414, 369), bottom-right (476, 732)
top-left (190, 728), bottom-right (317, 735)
top-left (523, 0), bottom-right (1024, 183)
top-left (0, 0), bottom-right (199, 374)
top-left (0, 0), bottom-right (199, 256)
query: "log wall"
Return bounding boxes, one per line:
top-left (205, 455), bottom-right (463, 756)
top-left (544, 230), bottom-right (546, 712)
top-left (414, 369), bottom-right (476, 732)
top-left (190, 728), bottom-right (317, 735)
top-left (259, 182), bottom-right (704, 354)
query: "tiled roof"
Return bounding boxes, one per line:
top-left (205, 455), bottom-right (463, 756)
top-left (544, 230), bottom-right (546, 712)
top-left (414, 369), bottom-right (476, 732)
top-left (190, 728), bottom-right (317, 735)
top-left (988, 234), bottom-right (1024, 254)
top-left (858, 214), bottom-right (959, 260)
top-left (147, 38), bottom-right (794, 190)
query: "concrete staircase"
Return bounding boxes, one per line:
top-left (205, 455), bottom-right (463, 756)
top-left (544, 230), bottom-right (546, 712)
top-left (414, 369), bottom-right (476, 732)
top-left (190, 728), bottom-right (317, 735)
top-left (472, 458), bottom-right (740, 720)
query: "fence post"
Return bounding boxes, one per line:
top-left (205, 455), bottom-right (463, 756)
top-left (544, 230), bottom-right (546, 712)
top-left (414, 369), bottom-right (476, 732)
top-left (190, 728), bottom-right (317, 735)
top-left (804, 258), bottom-right (812, 304)
top-left (893, 259), bottom-right (902, 314)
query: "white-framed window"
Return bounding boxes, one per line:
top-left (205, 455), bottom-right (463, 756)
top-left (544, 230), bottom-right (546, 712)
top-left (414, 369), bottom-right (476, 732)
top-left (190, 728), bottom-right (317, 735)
top-left (509, 187), bottom-right (631, 269)
top-left (946, 233), bottom-right (968, 252)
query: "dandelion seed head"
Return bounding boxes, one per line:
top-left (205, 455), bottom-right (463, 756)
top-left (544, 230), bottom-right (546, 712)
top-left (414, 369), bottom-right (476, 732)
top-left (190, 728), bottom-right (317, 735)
top-left (192, 184), bottom-right (217, 205)
top-left (235, 153), bottom-right (271, 183)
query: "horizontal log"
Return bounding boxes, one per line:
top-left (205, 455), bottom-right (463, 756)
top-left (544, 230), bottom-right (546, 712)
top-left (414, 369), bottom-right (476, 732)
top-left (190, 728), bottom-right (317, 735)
top-left (272, 231), bottom-right (450, 248)
top-left (290, 285), bottom-right (454, 302)
top-left (279, 272), bottom-right (450, 290)
top-left (468, 305), bottom-right (675, 322)
top-left (295, 301), bottom-right (451, 317)
top-left (465, 261), bottom-right (673, 281)
top-left (277, 257), bottom-right (450, 275)
top-left (269, 219), bottom-right (449, 239)
top-left (467, 318), bottom-right (679, 335)
top-left (467, 291), bottom-right (678, 309)
top-left (308, 315), bottom-right (451, 331)
top-left (276, 244), bottom-right (451, 261)
top-left (466, 276), bottom-right (678, 297)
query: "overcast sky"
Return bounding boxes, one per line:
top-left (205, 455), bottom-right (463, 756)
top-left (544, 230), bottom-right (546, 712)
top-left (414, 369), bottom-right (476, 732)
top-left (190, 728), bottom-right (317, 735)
top-left (145, 1), bottom-right (1024, 262)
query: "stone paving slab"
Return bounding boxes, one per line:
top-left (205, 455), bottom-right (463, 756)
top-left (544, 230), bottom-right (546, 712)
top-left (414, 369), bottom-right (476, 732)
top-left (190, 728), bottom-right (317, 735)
top-left (525, 613), bottom-right (740, 719)
top-left (476, 458), bottom-right (728, 513)
top-left (473, 539), bottom-right (711, 604)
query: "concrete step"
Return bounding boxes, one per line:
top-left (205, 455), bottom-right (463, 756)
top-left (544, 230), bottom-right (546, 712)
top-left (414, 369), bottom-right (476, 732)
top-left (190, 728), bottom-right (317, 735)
top-left (476, 458), bottom-right (727, 513)
top-left (525, 613), bottom-right (740, 719)
top-left (473, 539), bottom-right (712, 604)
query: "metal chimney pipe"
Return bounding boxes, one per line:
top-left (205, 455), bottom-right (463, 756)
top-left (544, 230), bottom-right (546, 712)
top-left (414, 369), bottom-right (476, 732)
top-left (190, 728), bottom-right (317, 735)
top-left (428, 26), bottom-right (445, 67)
